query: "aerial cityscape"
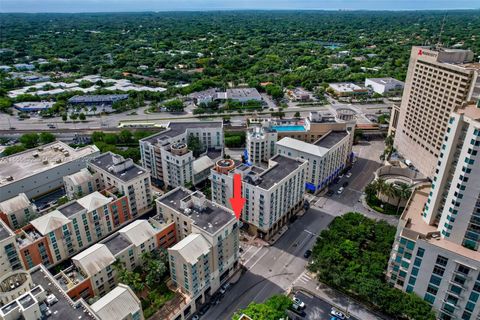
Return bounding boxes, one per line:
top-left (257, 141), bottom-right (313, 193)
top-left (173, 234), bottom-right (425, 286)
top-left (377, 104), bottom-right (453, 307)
top-left (0, 3), bottom-right (480, 320)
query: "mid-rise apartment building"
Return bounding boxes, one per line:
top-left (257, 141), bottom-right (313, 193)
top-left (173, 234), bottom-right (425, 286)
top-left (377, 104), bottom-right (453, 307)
top-left (63, 168), bottom-right (97, 200)
top-left (276, 129), bottom-right (353, 192)
top-left (0, 220), bottom-right (23, 278)
top-left (246, 126), bottom-right (277, 165)
top-left (156, 188), bottom-right (239, 319)
top-left (88, 152), bottom-right (153, 217)
top-left (394, 46), bottom-right (480, 177)
top-left (53, 219), bottom-right (175, 302)
top-left (15, 191), bottom-right (131, 269)
top-left (0, 194), bottom-right (37, 230)
top-left (211, 155), bottom-right (307, 239)
top-left (90, 284), bottom-right (144, 320)
top-left (139, 122), bottom-right (223, 188)
top-left (0, 141), bottom-right (99, 202)
top-left (387, 102), bottom-right (480, 320)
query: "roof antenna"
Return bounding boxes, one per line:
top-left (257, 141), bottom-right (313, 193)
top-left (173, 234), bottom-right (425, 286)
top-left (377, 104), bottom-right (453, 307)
top-left (436, 12), bottom-right (447, 49)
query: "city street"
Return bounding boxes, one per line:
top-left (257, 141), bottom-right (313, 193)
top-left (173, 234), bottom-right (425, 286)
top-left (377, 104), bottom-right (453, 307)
top-left (201, 138), bottom-right (392, 320)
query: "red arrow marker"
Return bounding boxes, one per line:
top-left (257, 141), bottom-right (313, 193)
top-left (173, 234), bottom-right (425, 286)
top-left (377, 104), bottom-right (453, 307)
top-left (229, 173), bottom-right (246, 220)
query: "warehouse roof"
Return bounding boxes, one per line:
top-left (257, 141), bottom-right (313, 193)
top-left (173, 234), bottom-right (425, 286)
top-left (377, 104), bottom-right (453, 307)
top-left (68, 94), bottom-right (129, 104)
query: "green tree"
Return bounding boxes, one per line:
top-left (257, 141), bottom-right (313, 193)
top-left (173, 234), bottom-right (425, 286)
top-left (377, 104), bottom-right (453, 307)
top-left (163, 99), bottom-right (185, 112)
top-left (394, 182), bottom-right (412, 214)
top-left (187, 134), bottom-right (203, 157)
top-left (294, 111), bottom-right (301, 118)
top-left (118, 130), bottom-right (133, 143)
top-left (2, 145), bottom-right (26, 156)
top-left (20, 133), bottom-right (39, 148)
top-left (39, 132), bottom-right (56, 144)
top-left (61, 113), bottom-right (68, 122)
top-left (78, 113), bottom-right (86, 121)
top-left (232, 295), bottom-right (292, 320)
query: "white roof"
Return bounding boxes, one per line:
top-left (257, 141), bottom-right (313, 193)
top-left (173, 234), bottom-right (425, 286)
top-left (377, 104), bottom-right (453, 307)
top-left (76, 191), bottom-right (111, 212)
top-left (30, 210), bottom-right (69, 235)
top-left (366, 77), bottom-right (404, 86)
top-left (91, 284), bottom-right (140, 320)
top-left (276, 137), bottom-right (329, 157)
top-left (193, 156), bottom-right (215, 174)
top-left (169, 233), bottom-right (211, 265)
top-left (119, 220), bottom-right (157, 246)
top-left (0, 193), bottom-right (31, 213)
top-left (72, 243), bottom-right (115, 276)
top-left (65, 168), bottom-right (94, 185)
top-left (329, 82), bottom-right (363, 93)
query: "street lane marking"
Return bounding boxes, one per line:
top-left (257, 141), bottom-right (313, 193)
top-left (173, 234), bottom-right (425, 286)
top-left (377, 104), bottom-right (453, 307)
top-left (241, 245), bottom-right (255, 258)
top-left (248, 248), bottom-right (270, 270)
top-left (243, 246), bottom-right (262, 266)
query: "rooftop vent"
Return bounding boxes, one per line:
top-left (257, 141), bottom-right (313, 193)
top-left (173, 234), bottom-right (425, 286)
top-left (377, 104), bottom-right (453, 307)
top-left (6, 176), bottom-right (13, 181)
top-left (42, 160), bottom-right (48, 165)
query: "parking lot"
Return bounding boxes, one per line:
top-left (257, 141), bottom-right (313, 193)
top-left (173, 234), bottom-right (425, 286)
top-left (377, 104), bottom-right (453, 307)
top-left (289, 291), bottom-right (359, 320)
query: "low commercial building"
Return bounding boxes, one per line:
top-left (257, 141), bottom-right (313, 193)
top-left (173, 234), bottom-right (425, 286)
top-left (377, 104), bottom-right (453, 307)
top-left (140, 121), bottom-right (223, 188)
top-left (276, 129), bottom-right (353, 193)
top-left (286, 88), bottom-right (311, 101)
top-left (68, 94), bottom-right (129, 107)
top-left (328, 82), bottom-right (368, 97)
top-left (365, 77), bottom-right (405, 95)
top-left (88, 152), bottom-right (153, 217)
top-left (225, 88), bottom-right (262, 102)
top-left (0, 193), bottom-right (37, 230)
top-left (211, 155), bottom-right (307, 239)
top-left (155, 188), bottom-right (239, 319)
top-left (13, 102), bottom-right (55, 113)
top-left (0, 141), bottom-right (99, 202)
top-left (13, 64), bottom-right (35, 71)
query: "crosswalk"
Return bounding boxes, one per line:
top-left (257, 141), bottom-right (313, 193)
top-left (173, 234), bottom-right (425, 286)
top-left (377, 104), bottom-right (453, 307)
top-left (295, 272), bottom-right (313, 285)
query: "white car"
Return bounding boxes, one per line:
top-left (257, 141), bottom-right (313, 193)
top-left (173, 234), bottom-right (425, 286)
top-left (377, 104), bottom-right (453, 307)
top-left (345, 172), bottom-right (352, 178)
top-left (46, 294), bottom-right (58, 306)
top-left (337, 187), bottom-right (344, 194)
top-left (331, 308), bottom-right (348, 319)
top-left (292, 296), bottom-right (305, 309)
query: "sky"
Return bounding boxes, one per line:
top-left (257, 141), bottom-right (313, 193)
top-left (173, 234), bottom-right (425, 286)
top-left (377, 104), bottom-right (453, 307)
top-left (1, 0), bottom-right (479, 13)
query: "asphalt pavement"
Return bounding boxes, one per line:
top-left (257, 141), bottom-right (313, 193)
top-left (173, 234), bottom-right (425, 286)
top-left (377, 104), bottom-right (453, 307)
top-left (290, 291), bottom-right (360, 320)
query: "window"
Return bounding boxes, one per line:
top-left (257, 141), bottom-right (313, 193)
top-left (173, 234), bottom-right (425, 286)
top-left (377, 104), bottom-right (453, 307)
top-left (436, 255), bottom-right (448, 267)
top-left (430, 275), bottom-right (442, 286)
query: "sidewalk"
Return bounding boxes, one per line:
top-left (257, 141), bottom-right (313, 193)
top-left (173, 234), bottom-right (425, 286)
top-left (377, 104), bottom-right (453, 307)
top-left (292, 271), bottom-right (392, 320)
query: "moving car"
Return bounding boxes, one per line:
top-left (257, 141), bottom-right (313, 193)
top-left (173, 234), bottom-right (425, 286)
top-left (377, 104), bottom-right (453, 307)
top-left (292, 296), bottom-right (306, 308)
top-left (303, 249), bottom-right (312, 258)
top-left (337, 187), bottom-right (344, 194)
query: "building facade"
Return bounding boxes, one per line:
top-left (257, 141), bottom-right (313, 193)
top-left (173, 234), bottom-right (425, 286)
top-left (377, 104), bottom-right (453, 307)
top-left (63, 168), bottom-right (97, 200)
top-left (88, 152), bottom-right (153, 218)
top-left (211, 155), bottom-right (307, 239)
top-left (139, 122), bottom-right (223, 188)
top-left (394, 46), bottom-right (480, 178)
top-left (276, 129), bottom-right (353, 193)
top-left (387, 103), bottom-right (480, 320)
top-left (0, 194), bottom-right (37, 230)
top-left (246, 126), bottom-right (277, 165)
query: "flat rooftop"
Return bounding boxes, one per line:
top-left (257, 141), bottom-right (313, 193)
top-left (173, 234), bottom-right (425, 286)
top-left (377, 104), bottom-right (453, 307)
top-left (0, 142), bottom-right (98, 187)
top-left (226, 88), bottom-right (262, 100)
top-left (102, 233), bottom-right (132, 256)
top-left (366, 77), bottom-right (404, 86)
top-left (257, 155), bottom-right (305, 190)
top-left (57, 201), bottom-right (84, 218)
top-left (89, 152), bottom-right (147, 182)
top-left (30, 267), bottom-right (95, 320)
top-left (314, 131), bottom-right (349, 148)
top-left (159, 188), bottom-right (235, 235)
top-left (142, 121), bottom-right (223, 144)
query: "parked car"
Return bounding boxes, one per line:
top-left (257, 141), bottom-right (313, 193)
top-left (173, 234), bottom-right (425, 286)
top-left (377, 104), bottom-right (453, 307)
top-left (326, 190), bottom-right (335, 197)
top-left (331, 308), bottom-right (348, 319)
top-left (290, 304), bottom-right (306, 317)
top-left (337, 187), bottom-right (344, 194)
top-left (345, 172), bottom-right (352, 178)
top-left (303, 250), bottom-right (312, 258)
top-left (342, 182), bottom-right (349, 188)
top-left (192, 315), bottom-right (200, 320)
top-left (46, 294), bottom-right (58, 306)
top-left (292, 296), bottom-right (306, 308)
top-left (338, 174), bottom-right (344, 179)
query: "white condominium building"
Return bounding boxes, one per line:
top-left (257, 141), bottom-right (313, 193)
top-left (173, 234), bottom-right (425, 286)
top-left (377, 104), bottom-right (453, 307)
top-left (88, 152), bottom-right (153, 217)
top-left (156, 188), bottom-right (239, 317)
top-left (140, 122), bottom-right (223, 188)
top-left (276, 129), bottom-right (353, 193)
top-left (63, 168), bottom-right (97, 200)
top-left (394, 46), bottom-right (480, 178)
top-left (0, 220), bottom-right (23, 278)
top-left (387, 102), bottom-right (480, 320)
top-left (0, 141), bottom-right (99, 202)
top-left (246, 126), bottom-right (277, 165)
top-left (90, 284), bottom-right (144, 320)
top-left (211, 155), bottom-right (307, 239)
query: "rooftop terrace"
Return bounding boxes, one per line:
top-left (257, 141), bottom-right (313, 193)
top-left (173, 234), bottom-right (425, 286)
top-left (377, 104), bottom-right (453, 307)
top-left (89, 152), bottom-right (147, 182)
top-left (314, 131), bottom-right (349, 148)
top-left (256, 155), bottom-right (306, 189)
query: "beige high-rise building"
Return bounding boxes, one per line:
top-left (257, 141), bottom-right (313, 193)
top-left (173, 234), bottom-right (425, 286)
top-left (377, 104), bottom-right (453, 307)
top-left (395, 46), bottom-right (480, 177)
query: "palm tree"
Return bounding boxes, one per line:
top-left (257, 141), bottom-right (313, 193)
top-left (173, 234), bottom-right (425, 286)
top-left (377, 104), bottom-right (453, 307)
top-left (395, 183), bottom-right (412, 214)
